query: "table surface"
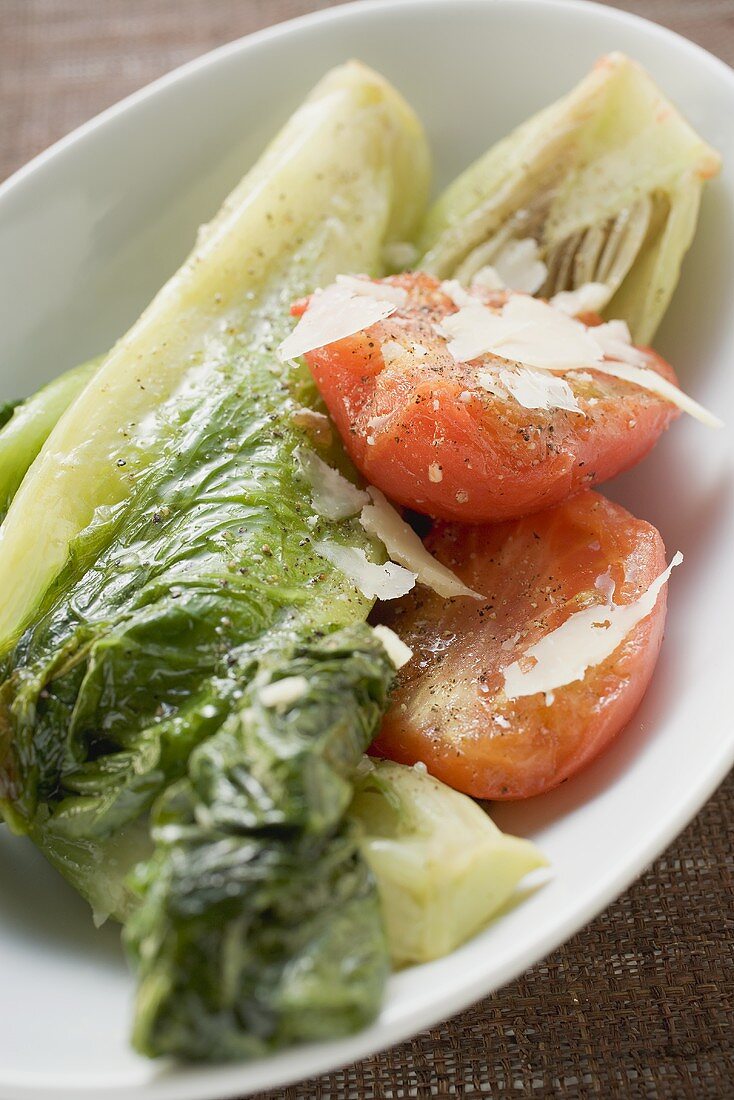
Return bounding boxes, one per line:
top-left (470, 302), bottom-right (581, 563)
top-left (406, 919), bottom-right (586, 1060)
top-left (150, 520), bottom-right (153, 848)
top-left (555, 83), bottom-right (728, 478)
top-left (1, 2), bottom-right (732, 1097)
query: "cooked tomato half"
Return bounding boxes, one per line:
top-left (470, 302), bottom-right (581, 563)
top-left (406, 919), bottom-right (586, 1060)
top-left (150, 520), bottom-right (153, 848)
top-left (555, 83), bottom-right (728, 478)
top-left (300, 274), bottom-right (680, 523)
top-left (371, 491), bottom-right (669, 800)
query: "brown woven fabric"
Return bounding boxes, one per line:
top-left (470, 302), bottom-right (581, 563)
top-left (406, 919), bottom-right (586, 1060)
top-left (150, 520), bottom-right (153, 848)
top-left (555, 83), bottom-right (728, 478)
top-left (1, 2), bottom-right (732, 1097)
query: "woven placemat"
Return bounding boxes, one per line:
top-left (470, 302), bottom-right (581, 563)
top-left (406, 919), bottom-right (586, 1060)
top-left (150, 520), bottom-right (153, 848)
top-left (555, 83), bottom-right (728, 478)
top-left (1, 3), bottom-right (732, 1097)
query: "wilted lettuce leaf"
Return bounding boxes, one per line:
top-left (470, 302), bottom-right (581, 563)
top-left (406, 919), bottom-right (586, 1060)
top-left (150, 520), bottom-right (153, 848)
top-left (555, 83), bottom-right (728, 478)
top-left (419, 53), bottom-right (720, 343)
top-left (0, 307), bottom-right (380, 916)
top-left (126, 626), bottom-right (393, 1060)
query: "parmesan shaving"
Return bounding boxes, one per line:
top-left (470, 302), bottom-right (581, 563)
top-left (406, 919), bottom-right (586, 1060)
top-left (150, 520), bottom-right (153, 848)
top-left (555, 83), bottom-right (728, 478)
top-left (380, 339), bottom-right (426, 368)
top-left (295, 446), bottom-right (369, 520)
top-left (492, 238), bottom-right (548, 294)
top-left (313, 540), bottom-right (416, 600)
top-left (493, 295), bottom-right (604, 369)
top-left (366, 410), bottom-right (395, 434)
top-left (259, 675), bottom-right (309, 710)
top-left (471, 265), bottom-right (506, 290)
top-left (586, 358), bottom-right (723, 428)
top-left (440, 279), bottom-right (477, 308)
top-left (550, 282), bottom-right (610, 316)
top-left (437, 293), bottom-right (721, 426)
top-left (277, 282), bottom-right (398, 362)
top-left (497, 366), bottom-right (582, 414)
top-left (360, 488), bottom-right (483, 600)
top-left (335, 274), bottom-right (408, 306)
top-left (476, 371), bottom-right (508, 399)
top-left (592, 319), bottom-right (649, 367)
top-left (372, 624), bottom-right (413, 669)
top-left (438, 302), bottom-right (529, 362)
top-left (503, 551), bottom-right (683, 699)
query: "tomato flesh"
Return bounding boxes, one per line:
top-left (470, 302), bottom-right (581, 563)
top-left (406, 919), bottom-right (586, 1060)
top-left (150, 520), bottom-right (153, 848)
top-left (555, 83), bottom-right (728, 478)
top-left (302, 274), bottom-right (680, 523)
top-left (371, 491), bottom-right (668, 800)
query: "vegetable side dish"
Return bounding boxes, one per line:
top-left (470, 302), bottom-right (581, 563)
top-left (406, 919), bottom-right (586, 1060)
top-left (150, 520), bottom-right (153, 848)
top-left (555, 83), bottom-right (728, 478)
top-left (0, 54), bottom-right (720, 1062)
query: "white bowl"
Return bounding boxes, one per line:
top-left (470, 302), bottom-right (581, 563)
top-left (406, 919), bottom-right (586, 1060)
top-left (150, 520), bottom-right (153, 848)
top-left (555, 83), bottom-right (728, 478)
top-left (0, 2), bottom-right (732, 1097)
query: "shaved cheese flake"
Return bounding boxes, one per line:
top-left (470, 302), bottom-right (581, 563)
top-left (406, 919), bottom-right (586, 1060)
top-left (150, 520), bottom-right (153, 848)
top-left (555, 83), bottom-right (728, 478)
top-left (313, 540), bottom-right (416, 600)
top-left (259, 675), bottom-right (309, 710)
top-left (335, 274), bottom-right (408, 306)
top-left (497, 367), bottom-right (582, 414)
top-left (440, 279), bottom-right (476, 309)
top-left (592, 319), bottom-right (649, 367)
top-left (587, 358), bottom-right (723, 428)
top-left (372, 624), bottom-right (413, 669)
top-left (551, 282), bottom-right (610, 316)
top-left (438, 295), bottom-right (597, 369)
top-left (492, 238), bottom-right (547, 294)
top-left (360, 487), bottom-right (483, 600)
top-left (589, 319), bottom-right (721, 425)
top-left (438, 293), bottom-right (721, 427)
top-left (295, 446), bottom-right (369, 520)
top-left (438, 302), bottom-right (529, 362)
top-left (471, 265), bottom-right (506, 291)
top-left (496, 296), bottom-right (603, 369)
top-left (476, 370), bottom-right (509, 399)
top-left (503, 551), bottom-right (683, 699)
top-left (277, 283), bottom-right (397, 362)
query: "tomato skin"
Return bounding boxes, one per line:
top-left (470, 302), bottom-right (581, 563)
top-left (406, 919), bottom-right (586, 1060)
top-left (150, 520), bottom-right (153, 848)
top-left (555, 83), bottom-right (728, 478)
top-left (371, 491), bottom-right (668, 800)
top-left (304, 274), bottom-right (680, 523)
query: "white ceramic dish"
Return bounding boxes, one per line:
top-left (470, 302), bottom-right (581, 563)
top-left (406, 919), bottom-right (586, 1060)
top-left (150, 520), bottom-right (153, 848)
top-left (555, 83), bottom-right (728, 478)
top-left (0, 1), bottom-right (732, 1097)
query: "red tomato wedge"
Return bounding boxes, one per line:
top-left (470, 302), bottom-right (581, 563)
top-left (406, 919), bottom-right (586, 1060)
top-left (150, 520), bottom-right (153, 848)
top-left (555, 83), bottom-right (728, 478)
top-left (299, 274), bottom-right (680, 523)
top-left (371, 491), bottom-right (669, 800)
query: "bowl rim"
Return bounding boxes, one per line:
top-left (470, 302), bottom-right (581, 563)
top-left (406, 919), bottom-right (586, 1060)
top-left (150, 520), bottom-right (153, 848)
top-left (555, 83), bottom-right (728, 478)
top-left (0, 2), bottom-right (732, 1098)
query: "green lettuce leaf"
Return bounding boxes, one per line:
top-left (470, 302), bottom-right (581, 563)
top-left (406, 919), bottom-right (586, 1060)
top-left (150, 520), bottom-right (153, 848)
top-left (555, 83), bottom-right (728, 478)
top-left (126, 626), bottom-right (394, 1060)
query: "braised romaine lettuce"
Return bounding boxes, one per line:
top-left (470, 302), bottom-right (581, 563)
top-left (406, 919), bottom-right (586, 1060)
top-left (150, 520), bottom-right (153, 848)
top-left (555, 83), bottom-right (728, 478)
top-left (126, 626), bottom-right (394, 1060)
top-left (0, 61), bottom-right (430, 1051)
top-left (419, 53), bottom-right (720, 343)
